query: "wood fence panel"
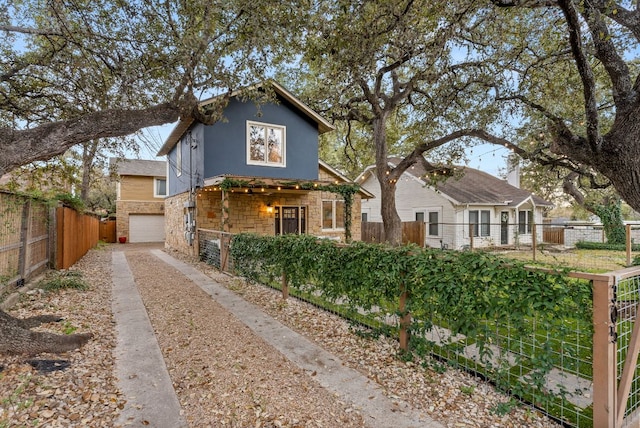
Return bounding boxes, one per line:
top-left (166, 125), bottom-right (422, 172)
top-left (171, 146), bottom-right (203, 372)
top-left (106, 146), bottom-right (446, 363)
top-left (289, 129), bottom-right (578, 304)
top-left (56, 206), bottom-right (99, 270)
top-left (543, 227), bottom-right (565, 245)
top-left (361, 221), bottom-right (425, 246)
top-left (100, 220), bottom-right (116, 243)
top-left (24, 200), bottom-right (49, 278)
top-left (361, 222), bottom-right (385, 244)
top-left (402, 221), bottom-right (425, 246)
top-left (0, 192), bottom-right (49, 291)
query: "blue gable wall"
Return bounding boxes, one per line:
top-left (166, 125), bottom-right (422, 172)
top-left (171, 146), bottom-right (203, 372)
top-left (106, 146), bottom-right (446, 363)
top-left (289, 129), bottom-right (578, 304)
top-left (202, 96), bottom-right (319, 180)
top-left (165, 92), bottom-right (323, 197)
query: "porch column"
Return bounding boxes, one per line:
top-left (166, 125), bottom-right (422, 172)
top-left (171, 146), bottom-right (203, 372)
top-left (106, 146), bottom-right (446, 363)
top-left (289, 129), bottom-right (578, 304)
top-left (221, 190), bottom-right (230, 233)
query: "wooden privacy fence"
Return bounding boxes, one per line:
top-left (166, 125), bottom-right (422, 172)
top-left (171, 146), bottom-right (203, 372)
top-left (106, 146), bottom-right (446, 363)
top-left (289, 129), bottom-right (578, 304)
top-left (55, 206), bottom-right (99, 270)
top-left (1, 191), bottom-right (101, 294)
top-left (99, 219), bottom-right (116, 243)
top-left (361, 221), bottom-right (425, 246)
top-left (542, 226), bottom-right (565, 245)
top-left (0, 192), bottom-right (50, 290)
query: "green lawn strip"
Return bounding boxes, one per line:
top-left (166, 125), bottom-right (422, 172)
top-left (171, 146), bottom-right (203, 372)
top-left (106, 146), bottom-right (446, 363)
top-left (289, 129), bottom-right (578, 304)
top-left (499, 248), bottom-right (633, 273)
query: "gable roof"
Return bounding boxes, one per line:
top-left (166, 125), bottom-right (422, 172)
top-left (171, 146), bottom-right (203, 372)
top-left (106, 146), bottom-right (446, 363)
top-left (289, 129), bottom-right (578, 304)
top-left (110, 158), bottom-right (166, 177)
top-left (157, 81), bottom-right (334, 156)
top-left (360, 157), bottom-right (552, 207)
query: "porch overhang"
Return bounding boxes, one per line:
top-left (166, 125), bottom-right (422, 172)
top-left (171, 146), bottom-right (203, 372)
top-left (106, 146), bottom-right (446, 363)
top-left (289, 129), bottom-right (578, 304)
top-left (203, 174), bottom-right (373, 197)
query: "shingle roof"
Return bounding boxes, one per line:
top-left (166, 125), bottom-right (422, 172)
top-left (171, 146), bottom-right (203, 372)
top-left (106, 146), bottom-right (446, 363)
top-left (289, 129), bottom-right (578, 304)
top-left (110, 158), bottom-right (166, 177)
top-left (388, 157), bottom-right (552, 207)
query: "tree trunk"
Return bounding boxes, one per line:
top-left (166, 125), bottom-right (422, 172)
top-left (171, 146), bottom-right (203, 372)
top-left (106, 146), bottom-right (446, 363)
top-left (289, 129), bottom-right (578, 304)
top-left (373, 115), bottom-right (402, 246)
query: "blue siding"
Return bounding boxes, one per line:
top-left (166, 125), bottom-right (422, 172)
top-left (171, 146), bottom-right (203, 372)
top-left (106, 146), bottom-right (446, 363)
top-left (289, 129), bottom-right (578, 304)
top-left (167, 125), bottom-right (205, 196)
top-left (202, 97), bottom-right (319, 180)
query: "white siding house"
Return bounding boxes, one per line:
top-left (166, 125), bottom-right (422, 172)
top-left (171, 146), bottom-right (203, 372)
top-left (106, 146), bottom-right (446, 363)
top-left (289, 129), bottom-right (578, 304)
top-left (358, 158), bottom-right (553, 250)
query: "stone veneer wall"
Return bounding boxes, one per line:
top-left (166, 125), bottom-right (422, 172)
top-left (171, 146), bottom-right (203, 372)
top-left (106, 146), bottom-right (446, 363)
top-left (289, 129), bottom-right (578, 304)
top-left (164, 184), bottom-right (364, 256)
top-left (194, 188), bottom-right (362, 242)
top-left (163, 192), bottom-right (194, 255)
top-left (115, 200), bottom-right (165, 241)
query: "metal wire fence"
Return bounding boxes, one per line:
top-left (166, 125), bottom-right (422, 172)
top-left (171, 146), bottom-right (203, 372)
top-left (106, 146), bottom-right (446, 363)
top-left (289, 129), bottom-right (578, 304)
top-left (197, 228), bottom-right (640, 427)
top-left (429, 222), bottom-right (640, 273)
top-left (616, 272), bottom-right (640, 425)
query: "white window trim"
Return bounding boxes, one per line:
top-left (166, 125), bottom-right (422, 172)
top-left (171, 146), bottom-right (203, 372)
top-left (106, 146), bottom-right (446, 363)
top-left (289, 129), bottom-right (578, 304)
top-left (518, 210), bottom-right (533, 235)
top-left (154, 178), bottom-right (167, 198)
top-left (246, 120), bottom-right (286, 167)
top-left (322, 200), bottom-right (345, 231)
top-left (469, 209), bottom-right (491, 237)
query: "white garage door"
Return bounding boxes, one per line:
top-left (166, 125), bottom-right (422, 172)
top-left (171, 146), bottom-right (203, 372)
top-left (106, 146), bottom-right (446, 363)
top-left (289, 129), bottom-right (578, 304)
top-left (129, 215), bottom-right (165, 243)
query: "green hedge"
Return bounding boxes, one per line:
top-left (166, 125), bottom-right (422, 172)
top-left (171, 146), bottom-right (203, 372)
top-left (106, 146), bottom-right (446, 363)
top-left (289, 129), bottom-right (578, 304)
top-left (575, 240), bottom-right (640, 251)
top-left (230, 233), bottom-right (592, 337)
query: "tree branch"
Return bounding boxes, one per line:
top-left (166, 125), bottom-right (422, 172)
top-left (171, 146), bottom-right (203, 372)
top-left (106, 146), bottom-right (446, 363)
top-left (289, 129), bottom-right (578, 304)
top-left (0, 25), bottom-right (64, 37)
top-left (582, 3), bottom-right (634, 111)
top-left (0, 102), bottom-right (182, 176)
top-left (558, 0), bottom-right (602, 153)
top-left (491, 0), bottom-right (558, 7)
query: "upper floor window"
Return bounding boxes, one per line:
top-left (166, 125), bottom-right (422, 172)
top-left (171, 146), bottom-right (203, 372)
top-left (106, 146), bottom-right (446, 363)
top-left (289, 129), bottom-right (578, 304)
top-left (247, 121), bottom-right (286, 167)
top-left (154, 178), bottom-right (167, 198)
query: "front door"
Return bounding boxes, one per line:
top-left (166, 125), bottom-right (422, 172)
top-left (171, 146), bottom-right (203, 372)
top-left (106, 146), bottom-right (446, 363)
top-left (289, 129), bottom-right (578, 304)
top-left (275, 206), bottom-right (306, 235)
top-left (500, 211), bottom-right (509, 245)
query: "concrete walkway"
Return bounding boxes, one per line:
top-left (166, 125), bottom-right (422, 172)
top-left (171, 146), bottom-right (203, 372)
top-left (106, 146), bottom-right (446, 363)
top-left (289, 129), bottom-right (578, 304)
top-left (112, 251), bottom-right (188, 427)
top-left (111, 247), bottom-right (443, 428)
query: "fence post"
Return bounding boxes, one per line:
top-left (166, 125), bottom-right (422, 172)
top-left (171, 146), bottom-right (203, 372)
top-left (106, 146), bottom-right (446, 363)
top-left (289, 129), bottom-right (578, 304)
top-left (17, 199), bottom-right (31, 283)
top-left (532, 223), bottom-right (537, 262)
top-left (282, 271), bottom-right (289, 300)
top-left (626, 224), bottom-right (632, 267)
top-left (468, 224), bottom-right (474, 250)
top-left (592, 274), bottom-right (617, 428)
top-left (220, 234), bottom-right (229, 272)
top-left (399, 281), bottom-right (411, 351)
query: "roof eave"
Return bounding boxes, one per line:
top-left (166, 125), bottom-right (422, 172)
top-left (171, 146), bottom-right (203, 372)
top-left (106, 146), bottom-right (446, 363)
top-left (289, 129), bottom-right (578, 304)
top-left (157, 81), bottom-right (334, 157)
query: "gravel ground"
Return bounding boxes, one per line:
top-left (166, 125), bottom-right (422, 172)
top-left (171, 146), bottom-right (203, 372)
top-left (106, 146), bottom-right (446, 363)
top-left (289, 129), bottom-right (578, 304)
top-left (0, 244), bottom-right (563, 427)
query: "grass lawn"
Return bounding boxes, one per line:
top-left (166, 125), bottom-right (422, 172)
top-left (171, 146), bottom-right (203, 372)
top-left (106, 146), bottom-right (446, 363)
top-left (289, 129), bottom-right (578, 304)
top-left (495, 248), bottom-right (634, 273)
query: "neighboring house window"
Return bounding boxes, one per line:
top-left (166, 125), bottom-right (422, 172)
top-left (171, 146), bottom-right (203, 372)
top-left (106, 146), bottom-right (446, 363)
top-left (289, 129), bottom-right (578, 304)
top-left (247, 121), bottom-right (286, 167)
top-left (362, 212), bottom-right (368, 222)
top-left (518, 210), bottom-right (533, 234)
top-left (154, 178), bottom-right (167, 198)
top-left (428, 211), bottom-right (439, 237)
top-left (469, 210), bottom-right (490, 237)
top-left (176, 140), bottom-right (182, 177)
top-left (416, 210), bottom-right (440, 237)
top-left (322, 200), bottom-right (345, 230)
